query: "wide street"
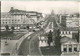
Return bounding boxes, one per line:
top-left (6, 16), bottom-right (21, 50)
top-left (17, 15), bottom-right (58, 56)
top-left (18, 30), bottom-right (44, 55)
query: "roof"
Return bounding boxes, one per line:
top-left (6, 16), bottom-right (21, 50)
top-left (1, 12), bottom-right (11, 18)
top-left (9, 9), bottom-right (26, 13)
top-left (26, 11), bottom-right (37, 13)
top-left (60, 36), bottom-right (78, 44)
top-left (60, 27), bottom-right (78, 31)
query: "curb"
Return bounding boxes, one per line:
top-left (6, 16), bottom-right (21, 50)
top-left (11, 32), bottom-right (33, 55)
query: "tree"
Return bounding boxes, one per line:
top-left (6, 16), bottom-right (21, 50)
top-left (27, 26), bottom-right (29, 29)
top-left (5, 25), bottom-right (9, 38)
top-left (47, 30), bottom-right (53, 46)
top-left (55, 29), bottom-right (61, 47)
top-left (57, 29), bottom-right (60, 36)
top-left (5, 25), bottom-right (9, 31)
top-left (11, 26), bottom-right (15, 33)
top-left (76, 29), bottom-right (79, 43)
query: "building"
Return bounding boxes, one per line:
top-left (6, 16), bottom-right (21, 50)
top-left (79, 18), bottom-right (80, 27)
top-left (59, 14), bottom-right (79, 27)
top-left (60, 36), bottom-right (79, 56)
top-left (1, 7), bottom-right (43, 30)
top-left (66, 15), bottom-right (79, 27)
top-left (1, 12), bottom-right (34, 30)
top-left (59, 15), bottom-right (66, 27)
top-left (60, 30), bottom-right (72, 38)
top-left (60, 27), bottom-right (78, 39)
top-left (39, 35), bottom-right (48, 47)
top-left (39, 34), bottom-right (54, 47)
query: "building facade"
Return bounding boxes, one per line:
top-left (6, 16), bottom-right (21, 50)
top-left (59, 14), bottom-right (79, 27)
top-left (60, 27), bottom-right (78, 39)
top-left (60, 37), bottom-right (79, 56)
top-left (1, 7), bottom-right (43, 30)
top-left (60, 15), bottom-right (66, 27)
top-left (60, 31), bottom-right (72, 38)
top-left (39, 35), bottom-right (48, 47)
top-left (66, 15), bottom-right (79, 27)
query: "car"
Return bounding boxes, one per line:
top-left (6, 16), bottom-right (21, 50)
top-left (27, 36), bottom-right (31, 40)
top-left (37, 26), bottom-right (40, 28)
top-left (33, 28), bottom-right (40, 32)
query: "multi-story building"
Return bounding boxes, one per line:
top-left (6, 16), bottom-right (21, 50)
top-left (59, 14), bottom-right (79, 27)
top-left (1, 7), bottom-right (43, 30)
top-left (79, 18), bottom-right (80, 27)
top-left (60, 27), bottom-right (78, 39)
top-left (59, 13), bottom-right (80, 56)
top-left (60, 36), bottom-right (79, 56)
top-left (66, 15), bottom-right (79, 27)
top-left (59, 15), bottom-right (66, 27)
top-left (1, 12), bottom-right (32, 29)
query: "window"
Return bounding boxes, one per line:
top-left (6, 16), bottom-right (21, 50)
top-left (69, 31), bottom-right (70, 34)
top-left (9, 20), bottom-right (10, 21)
top-left (74, 48), bottom-right (77, 51)
top-left (63, 48), bottom-right (67, 52)
top-left (66, 32), bottom-right (67, 34)
top-left (63, 45), bottom-right (67, 52)
top-left (69, 48), bottom-right (72, 52)
top-left (74, 44), bottom-right (77, 52)
top-left (6, 22), bottom-right (7, 24)
top-left (62, 32), bottom-right (64, 34)
top-left (3, 22), bottom-right (4, 24)
top-left (69, 45), bottom-right (72, 52)
top-left (2, 20), bottom-right (4, 21)
top-left (12, 22), bottom-right (14, 23)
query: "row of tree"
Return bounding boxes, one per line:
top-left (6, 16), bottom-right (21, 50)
top-left (47, 29), bottom-right (61, 47)
top-left (5, 25), bottom-right (15, 34)
top-left (47, 30), bottom-right (53, 46)
top-left (55, 29), bottom-right (61, 47)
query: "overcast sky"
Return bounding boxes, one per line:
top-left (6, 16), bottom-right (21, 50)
top-left (1, 1), bottom-right (79, 14)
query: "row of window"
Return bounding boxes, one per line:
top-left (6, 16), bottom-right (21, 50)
top-left (1, 22), bottom-right (20, 24)
top-left (1, 19), bottom-right (20, 21)
top-left (63, 44), bottom-right (77, 47)
top-left (63, 47), bottom-right (77, 52)
top-left (61, 31), bottom-right (71, 34)
top-left (63, 44), bottom-right (78, 52)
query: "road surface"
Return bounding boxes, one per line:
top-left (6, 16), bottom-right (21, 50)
top-left (18, 15), bottom-right (58, 56)
top-left (18, 19), bottom-right (50, 56)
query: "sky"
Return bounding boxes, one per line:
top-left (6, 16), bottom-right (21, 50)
top-left (1, 1), bottom-right (79, 14)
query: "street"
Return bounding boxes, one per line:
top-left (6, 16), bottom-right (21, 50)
top-left (18, 29), bottom-right (44, 55)
top-left (18, 17), bottom-right (56, 56)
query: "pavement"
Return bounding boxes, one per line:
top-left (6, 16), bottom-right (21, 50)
top-left (1, 40), bottom-right (18, 54)
top-left (0, 32), bottom-right (33, 55)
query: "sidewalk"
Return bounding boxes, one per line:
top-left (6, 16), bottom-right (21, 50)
top-left (11, 32), bottom-right (33, 55)
top-left (0, 32), bottom-right (33, 55)
top-left (1, 40), bottom-right (18, 54)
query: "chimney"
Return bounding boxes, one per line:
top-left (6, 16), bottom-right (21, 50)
top-left (10, 7), bottom-right (14, 10)
top-left (9, 7), bottom-right (14, 13)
